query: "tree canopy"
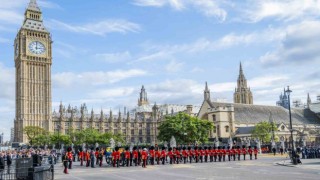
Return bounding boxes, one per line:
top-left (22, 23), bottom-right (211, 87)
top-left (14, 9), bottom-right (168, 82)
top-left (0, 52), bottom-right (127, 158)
top-left (23, 126), bottom-right (125, 147)
top-left (157, 112), bottom-right (214, 145)
top-left (251, 121), bottom-right (278, 143)
top-left (23, 126), bottom-right (48, 145)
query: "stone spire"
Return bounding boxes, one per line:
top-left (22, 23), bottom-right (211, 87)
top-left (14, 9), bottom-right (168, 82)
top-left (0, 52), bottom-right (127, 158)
top-left (234, 62), bottom-right (253, 104)
top-left (204, 81), bottom-right (211, 101)
top-left (27, 0), bottom-right (41, 12)
top-left (100, 108), bottom-right (104, 120)
top-left (307, 93), bottom-right (312, 109)
top-left (138, 85), bottom-right (149, 106)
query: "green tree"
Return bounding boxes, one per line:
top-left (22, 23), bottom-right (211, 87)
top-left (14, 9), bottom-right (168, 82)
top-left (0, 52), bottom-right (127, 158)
top-left (251, 121), bottom-right (277, 143)
top-left (23, 126), bottom-right (48, 145)
top-left (33, 134), bottom-right (51, 146)
top-left (158, 112), bottom-right (214, 144)
top-left (50, 133), bottom-right (72, 145)
top-left (113, 133), bottom-right (125, 145)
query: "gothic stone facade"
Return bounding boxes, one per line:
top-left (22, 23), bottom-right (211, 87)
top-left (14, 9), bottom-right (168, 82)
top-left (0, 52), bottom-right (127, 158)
top-left (14, 0), bottom-right (52, 143)
top-left (52, 86), bottom-right (200, 144)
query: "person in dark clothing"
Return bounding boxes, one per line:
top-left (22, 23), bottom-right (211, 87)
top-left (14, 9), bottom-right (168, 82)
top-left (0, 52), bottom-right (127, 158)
top-left (6, 152), bottom-right (12, 174)
top-left (32, 152), bottom-right (39, 167)
top-left (0, 153), bottom-right (5, 171)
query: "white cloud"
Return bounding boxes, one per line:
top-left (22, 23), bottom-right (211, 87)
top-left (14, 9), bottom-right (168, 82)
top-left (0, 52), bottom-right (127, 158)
top-left (243, 0), bottom-right (320, 22)
top-left (96, 51), bottom-right (132, 63)
top-left (49, 19), bottom-right (141, 36)
top-left (133, 27), bottom-right (284, 64)
top-left (190, 67), bottom-right (204, 73)
top-left (165, 60), bottom-right (184, 72)
top-left (133, 0), bottom-right (227, 21)
top-left (53, 69), bottom-right (148, 88)
top-left (260, 21), bottom-right (320, 65)
top-left (0, 63), bottom-right (15, 100)
top-left (89, 87), bottom-right (136, 99)
top-left (0, 9), bottom-right (23, 24)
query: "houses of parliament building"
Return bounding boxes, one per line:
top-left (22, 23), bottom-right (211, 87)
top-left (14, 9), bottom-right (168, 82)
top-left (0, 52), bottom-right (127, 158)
top-left (14, 0), bottom-right (320, 145)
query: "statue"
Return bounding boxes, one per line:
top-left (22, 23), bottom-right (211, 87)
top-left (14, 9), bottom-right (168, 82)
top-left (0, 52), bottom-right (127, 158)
top-left (117, 142), bottom-right (122, 147)
top-left (228, 137), bottom-right (233, 149)
top-left (110, 138), bottom-right (115, 149)
top-left (215, 136), bottom-right (219, 147)
top-left (95, 143), bottom-right (99, 148)
top-left (130, 142), bottom-right (134, 151)
top-left (82, 143), bottom-right (86, 151)
top-left (256, 138), bottom-right (261, 154)
top-left (164, 141), bottom-right (168, 148)
top-left (170, 136), bottom-right (176, 148)
top-left (61, 144), bottom-right (64, 153)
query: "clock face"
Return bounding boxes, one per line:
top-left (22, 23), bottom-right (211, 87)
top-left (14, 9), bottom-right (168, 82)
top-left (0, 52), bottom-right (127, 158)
top-left (28, 41), bottom-right (46, 55)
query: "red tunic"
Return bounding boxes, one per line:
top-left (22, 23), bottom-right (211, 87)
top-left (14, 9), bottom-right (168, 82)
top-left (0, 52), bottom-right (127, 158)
top-left (222, 149), bottom-right (226, 156)
top-left (226, 149), bottom-right (230, 156)
top-left (149, 150), bottom-right (155, 158)
top-left (242, 148), bottom-right (247, 155)
top-left (142, 151), bottom-right (148, 160)
top-left (86, 152), bottom-right (90, 160)
top-left (168, 151), bottom-right (173, 158)
top-left (182, 150), bottom-right (188, 157)
top-left (253, 149), bottom-right (258, 155)
top-left (161, 150), bottom-right (166, 158)
top-left (133, 150), bottom-right (138, 159)
top-left (237, 149), bottom-right (241, 155)
top-left (95, 151), bottom-right (99, 158)
top-left (79, 151), bottom-right (84, 159)
top-left (125, 151), bottom-right (131, 159)
top-left (67, 152), bottom-right (73, 160)
top-left (112, 151), bottom-right (120, 160)
top-left (248, 149), bottom-right (253, 154)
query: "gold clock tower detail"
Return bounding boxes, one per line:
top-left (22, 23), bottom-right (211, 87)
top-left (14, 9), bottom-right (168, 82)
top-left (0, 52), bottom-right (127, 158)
top-left (14, 0), bottom-right (52, 143)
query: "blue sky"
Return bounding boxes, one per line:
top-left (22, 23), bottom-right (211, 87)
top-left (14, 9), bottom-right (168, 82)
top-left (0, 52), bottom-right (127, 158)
top-left (0, 0), bottom-right (320, 140)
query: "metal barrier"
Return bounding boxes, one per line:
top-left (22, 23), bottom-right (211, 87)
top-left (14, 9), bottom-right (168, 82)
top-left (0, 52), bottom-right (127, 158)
top-left (0, 158), bottom-right (54, 180)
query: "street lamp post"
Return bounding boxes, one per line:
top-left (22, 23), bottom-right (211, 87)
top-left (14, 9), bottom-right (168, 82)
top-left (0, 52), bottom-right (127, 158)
top-left (285, 86), bottom-right (297, 165)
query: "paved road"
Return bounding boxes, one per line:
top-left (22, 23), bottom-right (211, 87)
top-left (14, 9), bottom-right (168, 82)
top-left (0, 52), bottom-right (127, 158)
top-left (54, 156), bottom-right (320, 180)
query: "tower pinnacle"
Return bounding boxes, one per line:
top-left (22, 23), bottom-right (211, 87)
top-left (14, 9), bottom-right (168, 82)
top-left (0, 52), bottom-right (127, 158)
top-left (204, 81), bottom-right (211, 101)
top-left (234, 62), bottom-right (253, 104)
top-left (27, 0), bottom-right (41, 12)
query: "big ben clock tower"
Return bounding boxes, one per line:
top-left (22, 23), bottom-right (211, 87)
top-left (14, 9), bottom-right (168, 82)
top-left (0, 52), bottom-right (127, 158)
top-left (14, 0), bottom-right (52, 143)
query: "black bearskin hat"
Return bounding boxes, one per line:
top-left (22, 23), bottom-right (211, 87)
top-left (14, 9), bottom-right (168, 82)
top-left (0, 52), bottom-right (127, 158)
top-left (227, 146), bottom-right (230, 150)
top-left (125, 147), bottom-right (129, 151)
top-left (188, 146), bottom-right (191, 150)
top-left (183, 146), bottom-right (186, 150)
top-left (242, 145), bottom-right (246, 148)
top-left (162, 146), bottom-right (166, 150)
top-left (150, 146), bottom-right (154, 150)
top-left (115, 146), bottom-right (119, 151)
top-left (208, 146), bottom-right (212, 150)
top-left (194, 146), bottom-right (198, 150)
top-left (249, 146), bottom-right (251, 149)
top-left (218, 146), bottom-right (221, 149)
top-left (169, 147), bottom-right (172, 151)
top-left (96, 147), bottom-right (99, 151)
top-left (254, 146), bottom-right (257, 149)
top-left (67, 147), bottom-right (72, 152)
top-left (133, 146), bottom-right (137, 150)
